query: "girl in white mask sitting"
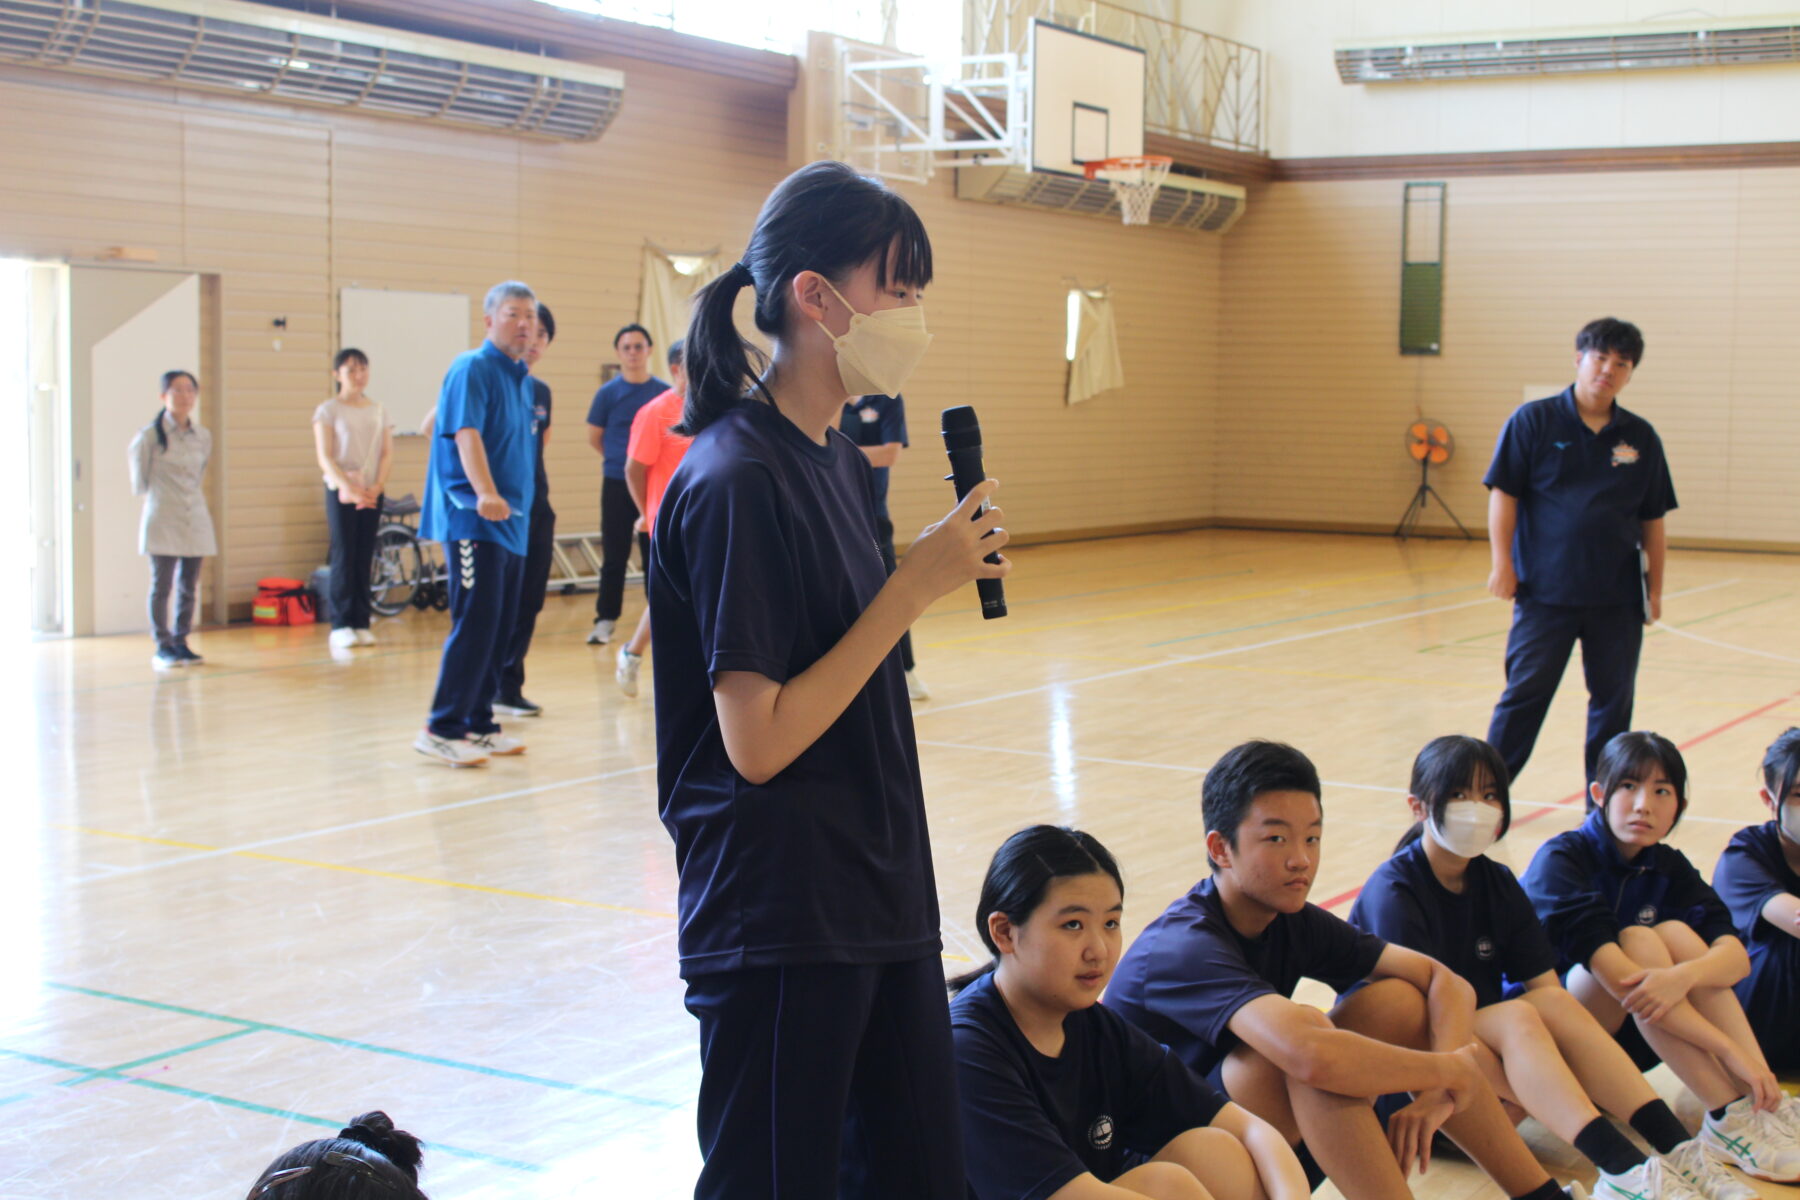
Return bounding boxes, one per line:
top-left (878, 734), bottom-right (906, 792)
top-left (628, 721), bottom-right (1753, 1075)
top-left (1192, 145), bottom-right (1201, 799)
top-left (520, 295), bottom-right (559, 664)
top-left (1351, 735), bottom-right (1741, 1200)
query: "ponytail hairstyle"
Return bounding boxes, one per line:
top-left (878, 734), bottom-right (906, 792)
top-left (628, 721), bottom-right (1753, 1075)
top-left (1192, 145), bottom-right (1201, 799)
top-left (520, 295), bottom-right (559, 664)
top-left (153, 370), bottom-right (199, 450)
top-left (244, 1110), bottom-right (427, 1199)
top-left (947, 825), bottom-right (1123, 994)
top-left (1594, 731), bottom-right (1689, 831)
top-left (678, 159), bottom-right (932, 437)
top-left (1395, 735), bottom-right (1513, 853)
top-left (1761, 727), bottom-right (1800, 815)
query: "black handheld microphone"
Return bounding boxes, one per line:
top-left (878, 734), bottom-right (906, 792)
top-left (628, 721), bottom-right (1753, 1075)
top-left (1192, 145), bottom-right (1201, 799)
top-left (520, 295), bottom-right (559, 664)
top-left (941, 405), bottom-right (1007, 620)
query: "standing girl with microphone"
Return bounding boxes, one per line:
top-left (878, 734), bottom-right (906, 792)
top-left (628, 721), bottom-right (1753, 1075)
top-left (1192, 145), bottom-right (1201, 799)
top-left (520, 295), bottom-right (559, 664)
top-left (650, 159), bottom-right (1010, 1198)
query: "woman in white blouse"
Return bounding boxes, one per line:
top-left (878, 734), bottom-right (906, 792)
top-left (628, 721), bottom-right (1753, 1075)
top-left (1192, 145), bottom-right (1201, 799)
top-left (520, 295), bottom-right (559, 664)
top-left (312, 348), bottom-right (394, 649)
top-left (128, 370), bottom-right (216, 670)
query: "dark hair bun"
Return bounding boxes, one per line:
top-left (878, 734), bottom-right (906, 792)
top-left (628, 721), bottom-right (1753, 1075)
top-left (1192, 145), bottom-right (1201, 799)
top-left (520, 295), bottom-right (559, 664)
top-left (339, 1111), bottom-right (424, 1179)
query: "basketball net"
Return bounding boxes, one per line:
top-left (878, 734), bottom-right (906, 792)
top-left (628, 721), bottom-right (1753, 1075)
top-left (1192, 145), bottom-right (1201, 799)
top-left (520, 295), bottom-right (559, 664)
top-left (1084, 155), bottom-right (1173, 226)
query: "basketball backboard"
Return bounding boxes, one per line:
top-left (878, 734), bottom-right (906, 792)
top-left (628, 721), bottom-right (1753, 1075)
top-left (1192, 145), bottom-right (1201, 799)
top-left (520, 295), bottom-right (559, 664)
top-left (1030, 20), bottom-right (1146, 177)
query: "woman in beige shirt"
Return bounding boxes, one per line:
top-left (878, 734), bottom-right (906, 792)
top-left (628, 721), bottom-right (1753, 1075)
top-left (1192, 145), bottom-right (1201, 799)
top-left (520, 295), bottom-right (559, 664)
top-left (128, 369), bottom-right (216, 669)
top-left (312, 347), bottom-right (394, 649)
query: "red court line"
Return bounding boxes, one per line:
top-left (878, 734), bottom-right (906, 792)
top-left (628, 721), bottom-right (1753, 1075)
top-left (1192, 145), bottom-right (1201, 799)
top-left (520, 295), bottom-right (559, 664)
top-left (1318, 687), bottom-right (1800, 913)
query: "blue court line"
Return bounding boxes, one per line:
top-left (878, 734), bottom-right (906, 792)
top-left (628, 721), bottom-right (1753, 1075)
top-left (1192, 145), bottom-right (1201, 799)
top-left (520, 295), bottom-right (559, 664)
top-left (0, 1048), bottom-right (540, 1172)
top-left (49, 983), bottom-right (678, 1111)
top-left (1146, 585), bottom-right (1484, 647)
top-left (919, 567), bottom-right (1256, 619)
top-left (59, 1026), bottom-right (261, 1087)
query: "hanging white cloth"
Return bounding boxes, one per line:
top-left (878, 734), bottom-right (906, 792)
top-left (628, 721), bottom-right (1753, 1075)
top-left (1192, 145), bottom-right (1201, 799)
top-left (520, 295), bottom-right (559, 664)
top-left (639, 244), bottom-right (726, 380)
top-left (1066, 288), bottom-right (1124, 405)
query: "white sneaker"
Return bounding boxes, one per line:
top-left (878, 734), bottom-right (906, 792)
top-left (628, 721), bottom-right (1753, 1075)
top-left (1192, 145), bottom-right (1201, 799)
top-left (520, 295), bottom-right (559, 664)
top-left (1666, 1138), bottom-right (1758, 1200)
top-left (354, 628), bottom-right (377, 646)
top-left (1599, 1154), bottom-right (1707, 1200)
top-left (467, 731), bottom-right (525, 756)
top-left (905, 668), bottom-right (930, 701)
top-left (413, 729), bottom-right (489, 767)
top-left (616, 648), bottom-right (642, 698)
top-left (1702, 1097), bottom-right (1800, 1182)
top-left (586, 618), bottom-right (615, 645)
top-left (329, 627), bottom-right (358, 649)
top-left (1772, 1093), bottom-right (1800, 1142)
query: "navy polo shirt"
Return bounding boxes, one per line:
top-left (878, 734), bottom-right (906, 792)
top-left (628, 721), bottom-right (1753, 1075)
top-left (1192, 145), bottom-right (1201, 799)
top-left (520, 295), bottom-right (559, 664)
top-left (952, 972), bottom-right (1228, 1200)
top-left (839, 393), bottom-right (909, 517)
top-left (648, 399), bottom-right (932, 977)
top-left (1713, 821), bottom-right (1800, 1057)
top-left (1520, 809), bottom-right (1738, 974)
top-left (420, 340), bottom-right (536, 556)
top-left (1107, 877), bottom-right (1387, 1077)
top-left (1349, 839), bottom-right (1558, 1008)
top-left (1483, 387), bottom-right (1677, 608)
top-left (586, 375), bottom-right (668, 480)
top-left (529, 377), bottom-right (553, 518)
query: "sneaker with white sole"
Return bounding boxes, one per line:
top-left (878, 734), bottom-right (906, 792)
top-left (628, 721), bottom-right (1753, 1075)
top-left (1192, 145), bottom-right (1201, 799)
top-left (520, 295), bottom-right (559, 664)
top-left (616, 648), bottom-right (642, 698)
top-left (1667, 1137), bottom-right (1759, 1200)
top-left (905, 668), bottom-right (930, 701)
top-left (152, 647), bottom-right (183, 670)
top-left (414, 729), bottom-right (489, 767)
top-left (175, 639), bottom-right (204, 665)
top-left (468, 731), bottom-right (526, 756)
top-left (1598, 1154), bottom-right (1707, 1200)
top-left (354, 628), bottom-right (377, 646)
top-left (492, 695), bottom-right (542, 718)
top-left (329, 627), bottom-right (358, 649)
top-left (1702, 1097), bottom-right (1800, 1182)
top-left (586, 618), bottom-right (615, 645)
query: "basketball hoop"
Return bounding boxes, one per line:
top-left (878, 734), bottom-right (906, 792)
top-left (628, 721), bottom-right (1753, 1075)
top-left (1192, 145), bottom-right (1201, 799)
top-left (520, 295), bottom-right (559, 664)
top-left (1083, 155), bottom-right (1173, 226)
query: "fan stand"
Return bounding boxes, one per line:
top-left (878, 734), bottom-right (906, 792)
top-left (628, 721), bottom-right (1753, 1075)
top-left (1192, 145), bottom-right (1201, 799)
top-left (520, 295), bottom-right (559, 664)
top-left (1394, 454), bottom-right (1472, 541)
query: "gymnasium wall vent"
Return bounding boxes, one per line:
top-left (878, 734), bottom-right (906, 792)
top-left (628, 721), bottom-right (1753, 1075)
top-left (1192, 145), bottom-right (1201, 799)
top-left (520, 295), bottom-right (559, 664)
top-left (0, 0), bottom-right (625, 141)
top-left (1337, 17), bottom-right (1800, 82)
top-left (955, 164), bottom-right (1247, 234)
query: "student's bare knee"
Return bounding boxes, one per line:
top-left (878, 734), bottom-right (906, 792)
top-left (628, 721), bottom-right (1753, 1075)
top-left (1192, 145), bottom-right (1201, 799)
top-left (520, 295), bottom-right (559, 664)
top-left (1224, 1045), bottom-right (1301, 1142)
top-left (1518, 984), bottom-right (1586, 1027)
top-left (1112, 1159), bottom-right (1211, 1200)
top-left (1157, 1127), bottom-right (1247, 1171)
top-left (1618, 925), bottom-right (1674, 966)
top-left (1333, 977), bottom-right (1427, 1048)
top-left (1653, 920), bottom-right (1707, 961)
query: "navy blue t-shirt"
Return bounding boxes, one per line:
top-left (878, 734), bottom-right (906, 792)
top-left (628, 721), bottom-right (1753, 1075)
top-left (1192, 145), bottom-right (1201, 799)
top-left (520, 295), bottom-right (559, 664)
top-left (419, 340), bottom-right (536, 556)
top-left (839, 393), bottom-right (909, 517)
top-left (586, 375), bottom-right (669, 480)
top-left (1521, 809), bottom-right (1738, 974)
top-left (952, 972), bottom-right (1228, 1200)
top-left (1713, 821), bottom-right (1800, 1065)
top-left (529, 376), bottom-right (553, 517)
top-left (1349, 839), bottom-right (1558, 1008)
top-left (648, 399), bottom-right (932, 977)
top-left (1107, 877), bottom-right (1387, 1077)
top-left (1483, 387), bottom-right (1677, 608)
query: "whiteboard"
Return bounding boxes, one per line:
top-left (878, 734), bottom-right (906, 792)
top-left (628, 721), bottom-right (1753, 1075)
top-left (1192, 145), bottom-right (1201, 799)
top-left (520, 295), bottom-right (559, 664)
top-left (339, 288), bottom-right (473, 434)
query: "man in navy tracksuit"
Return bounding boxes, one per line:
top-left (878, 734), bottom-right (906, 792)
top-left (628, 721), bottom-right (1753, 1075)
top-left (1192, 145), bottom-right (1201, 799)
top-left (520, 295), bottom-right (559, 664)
top-left (415, 281), bottom-right (539, 767)
top-left (1483, 318), bottom-right (1676, 795)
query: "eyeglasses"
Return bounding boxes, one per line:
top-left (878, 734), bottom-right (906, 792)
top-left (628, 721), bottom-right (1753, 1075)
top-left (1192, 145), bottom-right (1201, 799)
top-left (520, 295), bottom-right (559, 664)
top-left (252, 1150), bottom-right (403, 1195)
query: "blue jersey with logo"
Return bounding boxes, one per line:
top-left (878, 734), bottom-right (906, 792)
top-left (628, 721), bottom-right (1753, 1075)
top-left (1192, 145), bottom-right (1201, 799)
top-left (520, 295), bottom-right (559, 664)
top-left (420, 340), bottom-right (536, 556)
top-left (1483, 387), bottom-right (1677, 608)
top-left (951, 971), bottom-right (1226, 1200)
top-left (1521, 809), bottom-right (1737, 974)
top-left (1349, 838), bottom-right (1557, 1008)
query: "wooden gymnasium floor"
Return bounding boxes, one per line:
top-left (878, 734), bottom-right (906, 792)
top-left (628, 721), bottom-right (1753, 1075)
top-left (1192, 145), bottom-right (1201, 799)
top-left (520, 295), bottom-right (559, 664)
top-left (12, 528), bottom-right (1800, 1199)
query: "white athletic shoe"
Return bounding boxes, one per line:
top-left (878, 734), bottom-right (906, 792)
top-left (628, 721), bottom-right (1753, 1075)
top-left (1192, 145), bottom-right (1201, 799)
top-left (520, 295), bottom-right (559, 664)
top-left (354, 628), bottom-right (377, 646)
top-left (152, 648), bottom-right (184, 670)
top-left (905, 669), bottom-right (930, 701)
top-left (586, 618), bottom-right (615, 645)
top-left (1598, 1154), bottom-right (1707, 1200)
top-left (616, 648), bottom-right (642, 699)
top-left (1773, 1094), bottom-right (1800, 1142)
top-left (1666, 1137), bottom-right (1758, 1200)
top-left (413, 729), bottom-right (489, 767)
top-left (467, 731), bottom-right (526, 756)
top-left (1702, 1098), bottom-right (1800, 1182)
top-left (329, 627), bottom-right (358, 649)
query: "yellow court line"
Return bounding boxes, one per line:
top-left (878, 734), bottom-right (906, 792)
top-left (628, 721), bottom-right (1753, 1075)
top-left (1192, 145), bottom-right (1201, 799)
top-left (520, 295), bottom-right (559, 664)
top-left (61, 825), bottom-right (676, 920)
top-left (924, 566), bottom-right (1458, 649)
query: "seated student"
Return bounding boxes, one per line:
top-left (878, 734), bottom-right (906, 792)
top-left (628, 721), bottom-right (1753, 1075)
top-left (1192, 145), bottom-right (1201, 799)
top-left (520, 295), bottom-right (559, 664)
top-left (1713, 728), bottom-right (1800, 1098)
top-left (245, 1110), bottom-right (427, 1198)
top-left (1107, 740), bottom-right (1577, 1200)
top-left (1522, 730), bottom-right (1800, 1183)
top-left (950, 824), bottom-right (1311, 1200)
top-left (1352, 735), bottom-right (1742, 1200)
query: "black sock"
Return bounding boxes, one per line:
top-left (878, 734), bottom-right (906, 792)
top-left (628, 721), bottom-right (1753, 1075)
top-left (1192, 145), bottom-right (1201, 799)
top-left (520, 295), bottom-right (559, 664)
top-left (1515, 1180), bottom-right (1567, 1200)
top-left (1708, 1099), bottom-right (1742, 1122)
top-left (1575, 1115), bottom-right (1648, 1176)
top-left (1629, 1099), bottom-right (1692, 1155)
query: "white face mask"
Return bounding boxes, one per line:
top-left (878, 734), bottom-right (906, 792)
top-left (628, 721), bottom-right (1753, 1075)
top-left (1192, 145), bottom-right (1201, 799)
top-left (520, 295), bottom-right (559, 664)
top-left (814, 277), bottom-right (932, 399)
top-left (1781, 799), bottom-right (1800, 845)
top-left (1429, 801), bottom-right (1504, 859)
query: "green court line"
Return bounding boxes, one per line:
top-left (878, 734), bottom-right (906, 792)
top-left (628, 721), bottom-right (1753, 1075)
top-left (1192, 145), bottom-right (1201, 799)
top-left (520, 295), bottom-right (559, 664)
top-left (60, 1027), bottom-right (262, 1086)
top-left (49, 983), bottom-right (679, 1111)
top-left (1147, 585), bottom-right (1482, 647)
top-left (0, 1048), bottom-right (540, 1172)
top-left (1666, 592), bottom-right (1791, 629)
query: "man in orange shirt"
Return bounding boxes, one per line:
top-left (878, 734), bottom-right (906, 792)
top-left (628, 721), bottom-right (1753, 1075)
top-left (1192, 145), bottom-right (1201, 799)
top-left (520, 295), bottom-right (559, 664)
top-left (615, 338), bottom-right (692, 698)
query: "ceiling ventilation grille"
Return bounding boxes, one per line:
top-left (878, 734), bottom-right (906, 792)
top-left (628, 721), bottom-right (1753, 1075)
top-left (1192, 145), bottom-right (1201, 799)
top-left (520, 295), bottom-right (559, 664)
top-left (0, 0), bottom-right (625, 141)
top-left (958, 164), bottom-right (1246, 234)
top-left (1337, 19), bottom-right (1800, 82)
